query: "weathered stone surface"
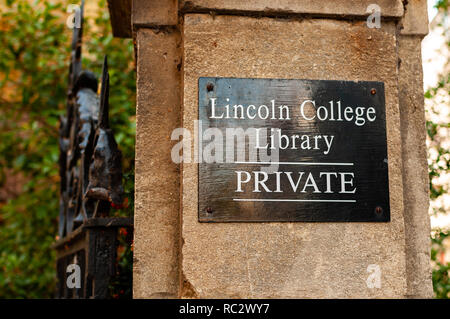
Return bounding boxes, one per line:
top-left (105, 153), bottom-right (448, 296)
top-left (134, 28), bottom-right (182, 298)
top-left (180, 0), bottom-right (404, 17)
top-left (400, 0), bottom-right (429, 35)
top-left (132, 0), bottom-right (178, 27)
top-left (181, 14), bottom-right (407, 298)
top-left (398, 35), bottom-right (433, 298)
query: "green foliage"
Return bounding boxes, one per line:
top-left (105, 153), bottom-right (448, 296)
top-left (109, 228), bottom-right (133, 299)
top-left (436, 0), bottom-right (450, 11)
top-left (425, 75), bottom-right (450, 204)
top-left (431, 231), bottom-right (450, 298)
top-left (427, 0), bottom-right (450, 300)
top-left (427, 117), bottom-right (450, 202)
top-left (0, 0), bottom-right (135, 298)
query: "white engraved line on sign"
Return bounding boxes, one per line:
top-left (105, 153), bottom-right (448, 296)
top-left (233, 199), bottom-right (356, 202)
top-left (234, 161), bottom-right (354, 166)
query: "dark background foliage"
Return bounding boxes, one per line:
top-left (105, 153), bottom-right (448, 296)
top-left (0, 0), bottom-right (135, 298)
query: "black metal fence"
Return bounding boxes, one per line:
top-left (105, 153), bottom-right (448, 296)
top-left (53, 1), bottom-right (132, 298)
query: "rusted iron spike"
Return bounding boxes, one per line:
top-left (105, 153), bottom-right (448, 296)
top-left (99, 55), bottom-right (110, 129)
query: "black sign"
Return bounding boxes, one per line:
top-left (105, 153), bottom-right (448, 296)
top-left (198, 77), bottom-right (390, 222)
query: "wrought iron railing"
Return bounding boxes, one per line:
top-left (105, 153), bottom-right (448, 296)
top-left (53, 1), bottom-right (132, 298)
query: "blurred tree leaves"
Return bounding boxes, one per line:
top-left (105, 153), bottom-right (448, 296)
top-left (431, 231), bottom-right (450, 298)
top-left (0, 0), bottom-right (135, 298)
top-left (428, 0), bottom-right (450, 299)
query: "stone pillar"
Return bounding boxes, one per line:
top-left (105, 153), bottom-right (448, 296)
top-left (112, 0), bottom-right (433, 298)
top-left (398, 0), bottom-right (433, 298)
top-left (132, 0), bottom-right (182, 298)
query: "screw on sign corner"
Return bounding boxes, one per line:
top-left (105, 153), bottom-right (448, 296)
top-left (206, 207), bottom-right (213, 214)
top-left (206, 83), bottom-right (214, 92)
top-left (370, 88), bottom-right (376, 95)
top-left (374, 206), bottom-right (383, 216)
